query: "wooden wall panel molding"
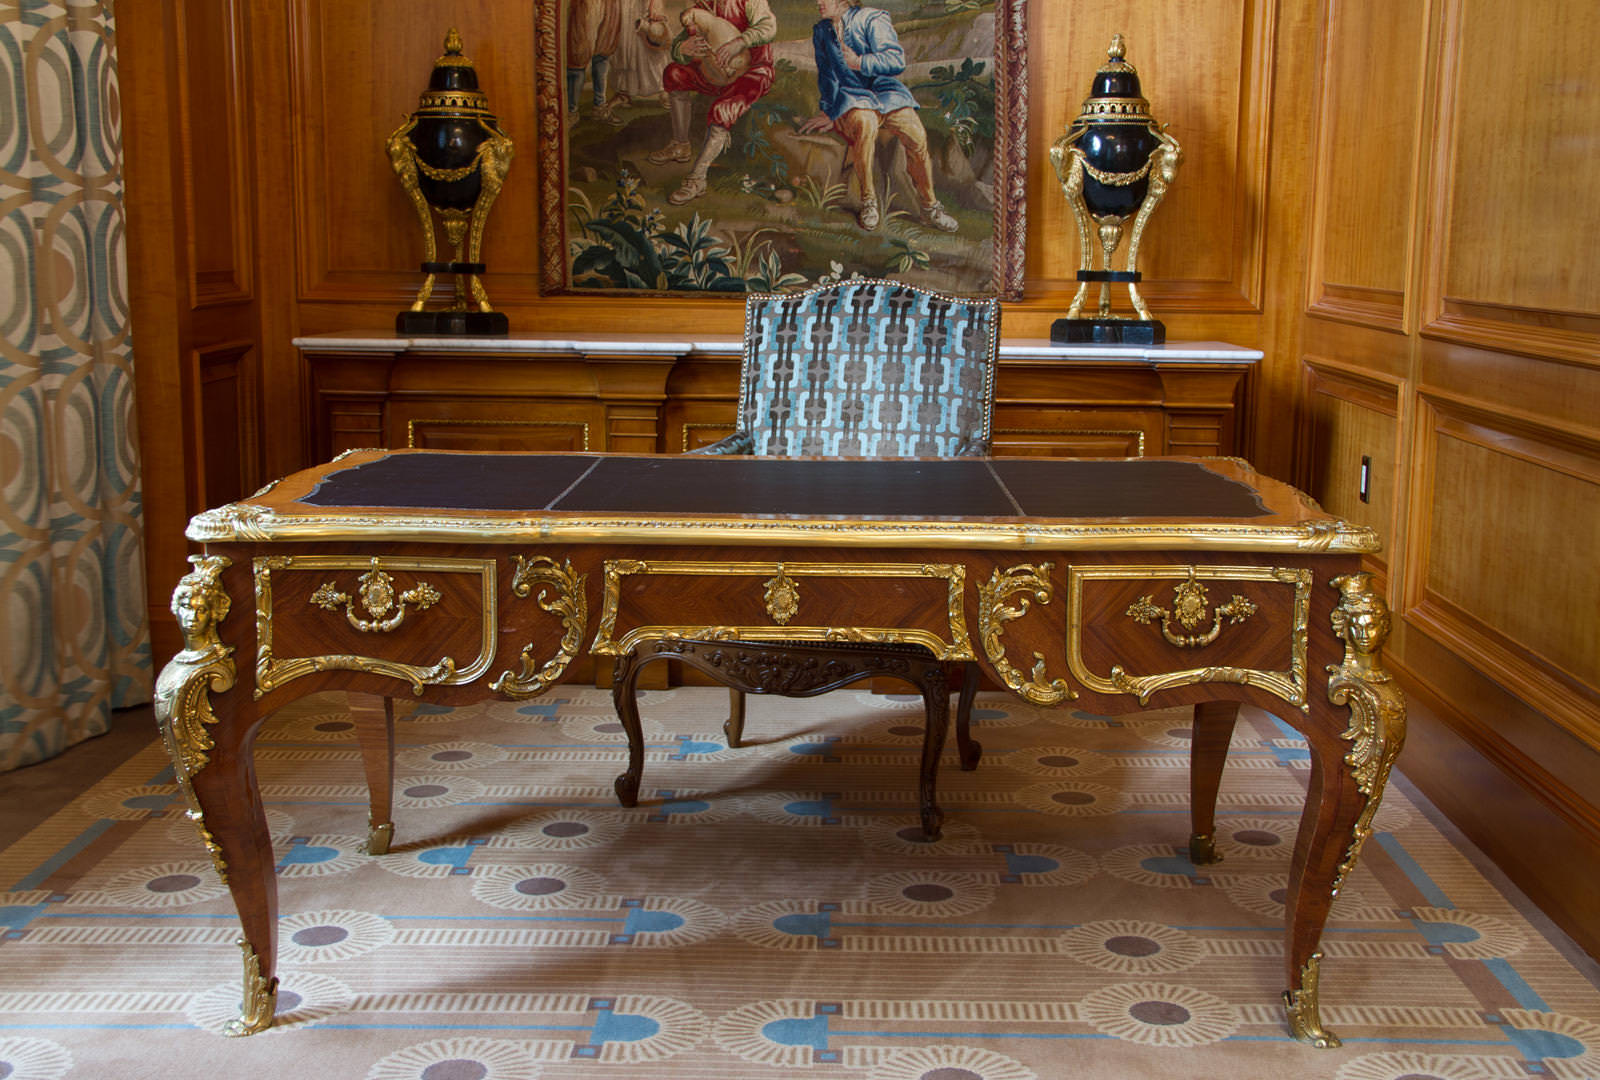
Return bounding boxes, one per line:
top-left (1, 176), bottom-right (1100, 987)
top-left (1303, 0), bottom-right (1429, 334)
top-left (1394, 653), bottom-right (1600, 854)
top-left (1388, 657), bottom-right (1600, 960)
top-left (175, 0), bottom-right (253, 309)
top-left (1417, 0), bottom-right (1600, 367)
top-left (1028, 0), bottom-right (1272, 314)
top-left (1299, 354), bottom-right (1403, 571)
top-left (287, 0), bottom-right (543, 307)
top-left (189, 341), bottom-right (261, 509)
top-left (1402, 390), bottom-right (1600, 746)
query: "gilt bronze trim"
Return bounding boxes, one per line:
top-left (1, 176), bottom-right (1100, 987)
top-left (1327, 572), bottom-right (1407, 898)
top-left (977, 563), bottom-right (1075, 704)
top-left (221, 936), bottom-right (278, 1038)
top-left (190, 506), bottom-right (1381, 554)
top-left (491, 555), bottom-right (588, 698)
top-left (592, 559), bottom-right (972, 660)
top-left (1066, 565), bottom-right (1312, 710)
top-left (1124, 568), bottom-right (1259, 648)
top-left (153, 555), bottom-right (237, 883)
top-left (1283, 949), bottom-right (1340, 1047)
top-left (253, 555), bottom-right (498, 698)
top-left (308, 557), bottom-right (442, 633)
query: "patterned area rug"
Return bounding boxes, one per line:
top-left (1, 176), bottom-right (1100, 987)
top-left (3, 688), bottom-right (1598, 1079)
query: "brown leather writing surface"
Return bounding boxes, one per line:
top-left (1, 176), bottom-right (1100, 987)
top-left (295, 452), bottom-right (1269, 520)
top-left (303, 452), bottom-right (599, 510)
top-left (990, 459), bottom-right (1267, 518)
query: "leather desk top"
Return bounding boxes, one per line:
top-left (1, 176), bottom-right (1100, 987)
top-left (190, 450), bottom-right (1379, 554)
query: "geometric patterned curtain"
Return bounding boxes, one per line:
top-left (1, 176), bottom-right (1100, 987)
top-left (0, 1), bottom-right (151, 771)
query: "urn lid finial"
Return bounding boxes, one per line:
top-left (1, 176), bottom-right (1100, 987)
top-left (434, 27), bottom-right (475, 69)
top-left (1078, 34), bottom-right (1151, 124)
top-left (419, 27), bottom-right (488, 112)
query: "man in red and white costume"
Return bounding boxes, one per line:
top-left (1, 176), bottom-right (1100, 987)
top-left (646, 0), bottom-right (777, 205)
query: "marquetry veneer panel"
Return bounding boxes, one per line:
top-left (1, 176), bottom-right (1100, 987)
top-left (1066, 564), bottom-right (1313, 713)
top-left (253, 554), bottom-right (500, 700)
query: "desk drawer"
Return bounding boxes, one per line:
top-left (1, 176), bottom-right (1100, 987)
top-left (1064, 563), bottom-right (1314, 711)
top-left (592, 558), bottom-right (975, 661)
top-left (252, 555), bottom-right (499, 697)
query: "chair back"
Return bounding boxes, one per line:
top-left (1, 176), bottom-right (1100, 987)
top-left (735, 279), bottom-right (999, 457)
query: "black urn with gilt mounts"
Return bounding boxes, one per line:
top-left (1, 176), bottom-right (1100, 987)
top-left (387, 28), bottom-right (514, 335)
top-left (1049, 34), bottom-right (1181, 345)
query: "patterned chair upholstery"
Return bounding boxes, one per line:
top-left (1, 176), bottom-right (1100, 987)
top-left (614, 280), bottom-right (1000, 840)
top-left (697, 279), bottom-right (999, 458)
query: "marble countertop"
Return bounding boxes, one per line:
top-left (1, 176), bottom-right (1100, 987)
top-left (293, 331), bottom-right (1262, 363)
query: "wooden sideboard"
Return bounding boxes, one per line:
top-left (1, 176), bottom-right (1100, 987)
top-left (297, 334), bottom-right (1259, 461)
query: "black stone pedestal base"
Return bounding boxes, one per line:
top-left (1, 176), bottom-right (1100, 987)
top-left (396, 309), bottom-right (509, 336)
top-left (1051, 318), bottom-right (1165, 345)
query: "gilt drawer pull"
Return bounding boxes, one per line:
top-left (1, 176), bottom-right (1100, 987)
top-left (1125, 569), bottom-right (1257, 648)
top-left (310, 557), bottom-right (442, 633)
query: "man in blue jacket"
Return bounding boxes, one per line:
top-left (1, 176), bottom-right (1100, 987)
top-left (797, 0), bottom-right (959, 233)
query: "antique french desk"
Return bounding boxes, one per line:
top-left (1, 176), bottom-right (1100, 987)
top-left (154, 450), bottom-right (1404, 1045)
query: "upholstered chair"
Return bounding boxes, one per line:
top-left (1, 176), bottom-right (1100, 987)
top-left (612, 279), bottom-right (1000, 838)
top-left (697, 279), bottom-right (997, 458)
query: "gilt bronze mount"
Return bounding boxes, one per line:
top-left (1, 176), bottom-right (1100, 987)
top-left (387, 29), bottom-right (514, 335)
top-left (1049, 35), bottom-right (1181, 345)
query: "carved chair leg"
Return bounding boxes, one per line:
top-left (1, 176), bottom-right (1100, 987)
top-left (610, 652), bottom-right (650, 807)
top-left (952, 661), bottom-right (981, 770)
top-left (1188, 699), bottom-right (1239, 865)
top-left (349, 694), bottom-right (397, 854)
top-left (723, 687), bottom-right (747, 747)
top-left (916, 665), bottom-right (952, 840)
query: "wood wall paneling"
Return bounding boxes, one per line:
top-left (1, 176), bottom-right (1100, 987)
top-left (289, 0), bottom-right (543, 305)
top-left (193, 342), bottom-right (261, 509)
top-left (1419, 0), bottom-right (1600, 365)
top-left (1390, 682), bottom-right (1600, 961)
top-left (1027, 0), bottom-right (1268, 315)
top-left (1303, 0), bottom-right (1427, 332)
top-left (1403, 392), bottom-right (1599, 745)
top-left (177, 0), bottom-right (253, 308)
top-left (119, 0), bottom-right (190, 661)
top-left (1300, 356), bottom-right (1402, 571)
top-left (1297, 0), bottom-right (1600, 958)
